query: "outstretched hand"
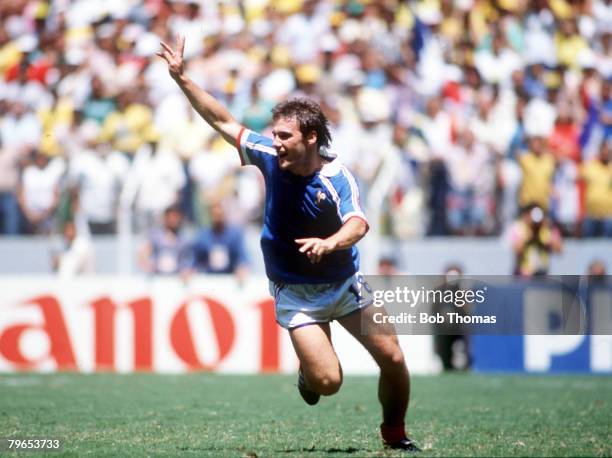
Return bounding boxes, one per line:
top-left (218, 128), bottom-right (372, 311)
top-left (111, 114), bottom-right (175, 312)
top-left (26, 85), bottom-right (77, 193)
top-left (156, 34), bottom-right (185, 80)
top-left (295, 238), bottom-right (336, 264)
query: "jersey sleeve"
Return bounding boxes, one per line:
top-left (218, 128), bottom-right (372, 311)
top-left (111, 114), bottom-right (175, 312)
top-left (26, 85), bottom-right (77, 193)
top-left (236, 127), bottom-right (277, 172)
top-left (324, 165), bottom-right (368, 227)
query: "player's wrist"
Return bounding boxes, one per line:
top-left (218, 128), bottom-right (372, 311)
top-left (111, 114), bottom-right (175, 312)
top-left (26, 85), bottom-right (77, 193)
top-left (173, 72), bottom-right (187, 85)
top-left (325, 238), bottom-right (338, 252)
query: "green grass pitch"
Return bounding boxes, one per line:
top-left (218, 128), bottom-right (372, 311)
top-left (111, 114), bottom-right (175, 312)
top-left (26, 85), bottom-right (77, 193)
top-left (0, 373), bottom-right (610, 457)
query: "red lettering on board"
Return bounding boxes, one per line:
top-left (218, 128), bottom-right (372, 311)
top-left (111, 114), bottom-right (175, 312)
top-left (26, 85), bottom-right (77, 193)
top-left (91, 297), bottom-right (116, 370)
top-left (127, 297), bottom-right (153, 370)
top-left (255, 298), bottom-right (280, 372)
top-left (170, 296), bottom-right (235, 370)
top-left (0, 295), bottom-right (76, 369)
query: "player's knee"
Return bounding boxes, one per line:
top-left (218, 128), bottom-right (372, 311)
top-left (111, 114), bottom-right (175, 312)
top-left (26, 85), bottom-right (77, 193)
top-left (379, 347), bottom-right (406, 373)
top-left (314, 372), bottom-right (342, 396)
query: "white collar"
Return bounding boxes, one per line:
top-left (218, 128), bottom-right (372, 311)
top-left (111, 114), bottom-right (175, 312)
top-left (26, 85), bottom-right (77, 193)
top-left (319, 156), bottom-right (342, 177)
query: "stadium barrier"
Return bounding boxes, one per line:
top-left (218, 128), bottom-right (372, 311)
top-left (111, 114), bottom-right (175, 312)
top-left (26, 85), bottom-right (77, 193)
top-left (0, 276), bottom-right (438, 374)
top-left (1, 276), bottom-right (609, 374)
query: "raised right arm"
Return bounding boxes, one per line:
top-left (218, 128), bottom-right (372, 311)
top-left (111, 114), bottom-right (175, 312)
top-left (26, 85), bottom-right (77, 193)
top-left (157, 35), bottom-right (242, 147)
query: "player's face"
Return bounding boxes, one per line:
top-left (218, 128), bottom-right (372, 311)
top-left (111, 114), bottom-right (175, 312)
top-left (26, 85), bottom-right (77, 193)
top-left (272, 117), bottom-right (316, 175)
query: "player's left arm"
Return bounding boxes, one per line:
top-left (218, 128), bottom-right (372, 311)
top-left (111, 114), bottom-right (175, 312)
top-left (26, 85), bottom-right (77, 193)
top-left (295, 216), bottom-right (368, 264)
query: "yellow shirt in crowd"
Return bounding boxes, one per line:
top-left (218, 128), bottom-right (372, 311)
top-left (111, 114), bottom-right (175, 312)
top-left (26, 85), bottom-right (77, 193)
top-left (581, 160), bottom-right (612, 218)
top-left (519, 152), bottom-right (556, 210)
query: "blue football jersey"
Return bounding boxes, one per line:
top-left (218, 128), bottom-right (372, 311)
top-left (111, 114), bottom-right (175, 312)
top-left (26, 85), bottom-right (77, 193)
top-left (236, 128), bottom-right (367, 284)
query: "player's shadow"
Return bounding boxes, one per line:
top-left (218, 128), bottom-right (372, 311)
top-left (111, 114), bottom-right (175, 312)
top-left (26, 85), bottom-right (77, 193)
top-left (279, 446), bottom-right (367, 454)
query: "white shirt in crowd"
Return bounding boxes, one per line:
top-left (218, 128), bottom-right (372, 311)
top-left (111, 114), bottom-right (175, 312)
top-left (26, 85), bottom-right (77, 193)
top-left (21, 157), bottom-right (65, 214)
top-left (69, 148), bottom-right (130, 224)
top-left (121, 143), bottom-right (186, 217)
top-left (188, 148), bottom-right (238, 194)
top-left (0, 112), bottom-right (42, 149)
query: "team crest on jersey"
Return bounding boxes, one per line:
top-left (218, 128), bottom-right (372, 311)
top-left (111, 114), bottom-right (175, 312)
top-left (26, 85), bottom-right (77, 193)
top-left (316, 190), bottom-right (327, 205)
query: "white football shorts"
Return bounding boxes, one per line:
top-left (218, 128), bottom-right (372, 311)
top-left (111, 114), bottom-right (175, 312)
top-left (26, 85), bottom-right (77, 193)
top-left (269, 272), bottom-right (373, 329)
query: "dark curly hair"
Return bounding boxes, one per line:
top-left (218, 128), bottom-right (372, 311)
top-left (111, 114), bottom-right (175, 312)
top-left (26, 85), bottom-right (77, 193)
top-left (271, 97), bottom-right (332, 149)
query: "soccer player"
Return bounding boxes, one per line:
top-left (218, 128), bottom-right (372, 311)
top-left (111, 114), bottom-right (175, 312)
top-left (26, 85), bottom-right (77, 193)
top-left (157, 36), bottom-right (420, 453)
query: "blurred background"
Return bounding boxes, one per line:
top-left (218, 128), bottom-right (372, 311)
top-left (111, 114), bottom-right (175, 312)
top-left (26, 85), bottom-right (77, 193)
top-left (0, 0), bottom-right (610, 375)
top-left (1, 0), bottom-right (612, 275)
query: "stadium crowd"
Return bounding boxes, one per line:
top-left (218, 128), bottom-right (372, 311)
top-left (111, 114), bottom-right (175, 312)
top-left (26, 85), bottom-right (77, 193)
top-left (1, 0), bottom-right (611, 245)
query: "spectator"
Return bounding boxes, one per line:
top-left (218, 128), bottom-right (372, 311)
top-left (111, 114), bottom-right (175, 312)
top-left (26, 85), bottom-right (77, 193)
top-left (507, 93), bottom-right (529, 161)
top-left (498, 94), bottom-right (528, 229)
top-left (191, 201), bottom-right (249, 283)
top-left (82, 75), bottom-right (116, 125)
top-left (0, 101), bottom-right (42, 150)
top-left (580, 140), bottom-right (612, 237)
top-left (432, 264), bottom-right (471, 371)
top-left (554, 19), bottom-right (589, 69)
top-left (4, 58), bottom-right (54, 112)
top-left (551, 148), bottom-right (580, 237)
top-left (586, 259), bottom-right (608, 292)
top-left (420, 95), bottom-right (452, 159)
top-left (138, 204), bottom-right (191, 276)
top-left (51, 219), bottom-right (95, 278)
top-left (599, 73), bottom-right (612, 145)
top-left (550, 105), bottom-right (581, 162)
top-left (550, 106), bottom-right (582, 236)
top-left (1, 0), bottom-right (612, 242)
top-left (518, 134), bottom-right (556, 211)
top-left (377, 255), bottom-right (399, 277)
top-left (120, 126), bottom-right (186, 232)
top-left (99, 88), bottom-right (154, 156)
top-left (587, 259), bottom-right (607, 280)
top-left (68, 121), bottom-right (129, 235)
top-left (426, 158), bottom-right (450, 236)
top-left (474, 31), bottom-right (522, 88)
top-left (242, 80), bottom-right (275, 133)
top-left (188, 134), bottom-right (238, 226)
top-left (0, 138), bottom-right (26, 234)
top-left (17, 146), bottom-right (65, 235)
top-left (444, 126), bottom-right (495, 236)
top-left (510, 204), bottom-right (563, 276)
top-left (276, 0), bottom-right (330, 64)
